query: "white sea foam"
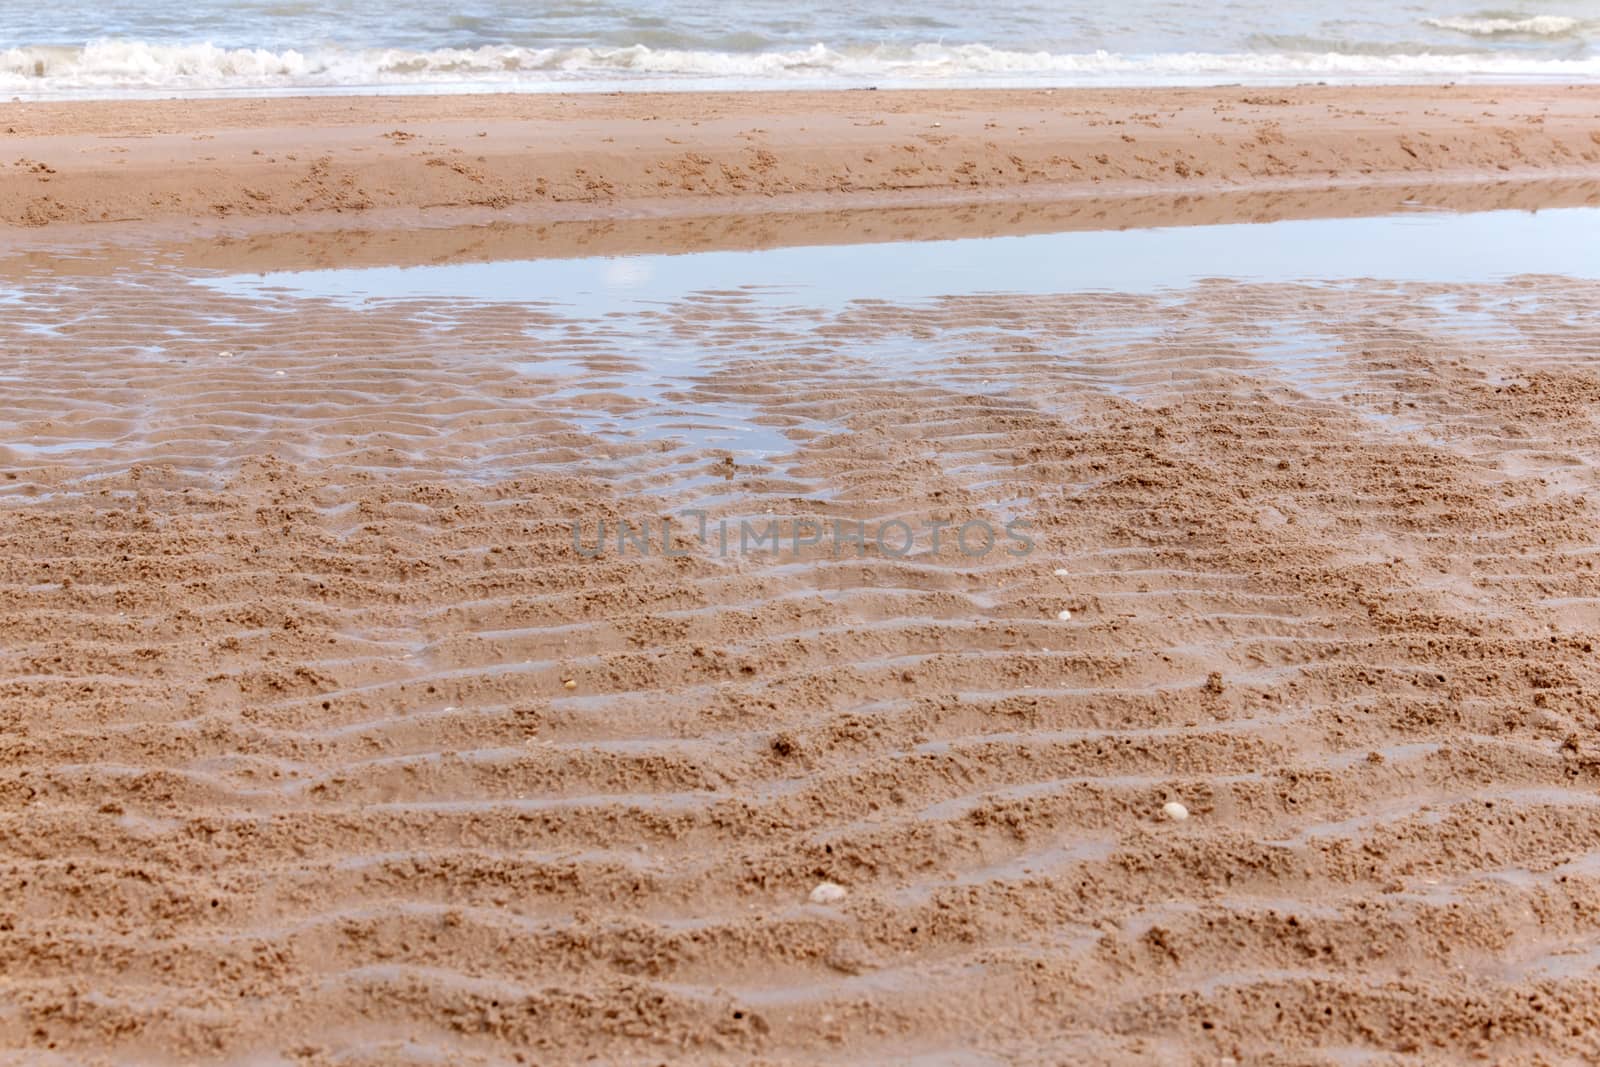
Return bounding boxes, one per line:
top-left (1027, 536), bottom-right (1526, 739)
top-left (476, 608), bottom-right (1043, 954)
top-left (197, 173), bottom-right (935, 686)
top-left (1423, 14), bottom-right (1585, 37)
top-left (5, 39), bottom-right (1600, 97)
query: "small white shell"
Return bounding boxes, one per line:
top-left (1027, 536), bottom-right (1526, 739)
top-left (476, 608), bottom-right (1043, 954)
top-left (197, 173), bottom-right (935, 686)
top-left (1162, 801), bottom-right (1190, 822)
top-left (809, 881), bottom-right (848, 905)
top-left (1053, 568), bottom-right (1070, 576)
top-left (1057, 609), bottom-right (1072, 621)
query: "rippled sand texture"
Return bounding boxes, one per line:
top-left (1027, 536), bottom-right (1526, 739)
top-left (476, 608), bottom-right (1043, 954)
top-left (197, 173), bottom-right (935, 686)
top-left (5, 262), bottom-right (1600, 1063)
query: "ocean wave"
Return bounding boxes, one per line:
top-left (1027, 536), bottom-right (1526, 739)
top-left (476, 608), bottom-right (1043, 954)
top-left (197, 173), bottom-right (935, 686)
top-left (4, 39), bottom-right (1600, 95)
top-left (1250, 34), bottom-right (1489, 58)
top-left (1423, 14), bottom-right (1585, 37)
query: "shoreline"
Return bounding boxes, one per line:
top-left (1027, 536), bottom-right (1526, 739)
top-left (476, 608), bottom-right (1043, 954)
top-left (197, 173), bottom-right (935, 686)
top-left (4, 84), bottom-right (1600, 236)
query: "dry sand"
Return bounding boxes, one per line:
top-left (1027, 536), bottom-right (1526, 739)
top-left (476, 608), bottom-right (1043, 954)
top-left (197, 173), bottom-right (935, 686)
top-left (3, 87), bottom-right (1600, 1065)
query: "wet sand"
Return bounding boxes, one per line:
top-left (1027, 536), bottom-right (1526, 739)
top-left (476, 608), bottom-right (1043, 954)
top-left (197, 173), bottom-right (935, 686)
top-left (5, 85), bottom-right (1600, 235)
top-left (6, 85), bottom-right (1600, 1065)
top-left (4, 174), bottom-right (1597, 273)
top-left (5, 207), bottom-right (1600, 1062)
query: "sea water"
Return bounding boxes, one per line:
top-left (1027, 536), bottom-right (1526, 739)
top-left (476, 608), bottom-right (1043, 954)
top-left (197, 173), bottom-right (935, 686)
top-left (4, 0), bottom-right (1600, 97)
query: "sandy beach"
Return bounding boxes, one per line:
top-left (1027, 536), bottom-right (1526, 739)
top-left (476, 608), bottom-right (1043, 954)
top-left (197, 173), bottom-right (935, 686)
top-left (5, 84), bottom-right (1600, 1064)
top-left (6, 85), bottom-right (1600, 235)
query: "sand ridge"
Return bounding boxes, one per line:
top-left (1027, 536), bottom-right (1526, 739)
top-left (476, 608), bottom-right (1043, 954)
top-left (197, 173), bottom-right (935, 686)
top-left (4, 85), bottom-right (1600, 233)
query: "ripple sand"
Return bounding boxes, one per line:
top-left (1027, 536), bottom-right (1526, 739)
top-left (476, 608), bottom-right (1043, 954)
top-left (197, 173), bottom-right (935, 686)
top-left (4, 261), bottom-right (1600, 1062)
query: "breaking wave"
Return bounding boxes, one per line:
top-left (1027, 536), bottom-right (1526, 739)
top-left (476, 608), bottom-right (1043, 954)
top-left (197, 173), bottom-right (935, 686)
top-left (4, 38), bottom-right (1600, 96)
top-left (1423, 14), bottom-right (1585, 37)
